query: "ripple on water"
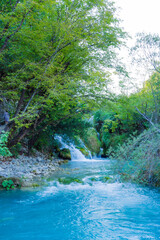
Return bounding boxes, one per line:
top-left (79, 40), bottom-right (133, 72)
top-left (0, 159), bottom-right (160, 240)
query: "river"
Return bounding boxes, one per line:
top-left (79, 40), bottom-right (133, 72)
top-left (0, 158), bottom-right (160, 240)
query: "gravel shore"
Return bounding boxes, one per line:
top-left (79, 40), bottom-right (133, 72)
top-left (0, 152), bottom-right (64, 188)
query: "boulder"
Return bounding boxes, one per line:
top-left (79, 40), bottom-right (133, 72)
top-left (58, 148), bottom-right (71, 160)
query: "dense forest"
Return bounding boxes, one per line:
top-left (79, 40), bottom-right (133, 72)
top-left (1, 0), bottom-right (160, 187)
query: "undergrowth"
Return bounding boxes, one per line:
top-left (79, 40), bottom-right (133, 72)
top-left (0, 131), bottom-right (12, 157)
top-left (109, 127), bottom-right (160, 187)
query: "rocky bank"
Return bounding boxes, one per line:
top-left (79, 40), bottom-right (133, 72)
top-left (0, 152), bottom-right (65, 188)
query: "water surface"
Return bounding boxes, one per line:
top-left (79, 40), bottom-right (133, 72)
top-left (0, 159), bottom-right (160, 240)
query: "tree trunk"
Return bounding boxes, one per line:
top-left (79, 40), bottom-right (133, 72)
top-left (28, 134), bottom-right (39, 155)
top-left (7, 127), bottom-right (30, 148)
top-left (14, 89), bottom-right (26, 117)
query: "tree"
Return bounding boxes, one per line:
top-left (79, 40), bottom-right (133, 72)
top-left (0, 0), bottom-right (125, 148)
top-left (131, 33), bottom-right (160, 128)
top-left (136, 72), bottom-right (160, 127)
top-left (131, 33), bottom-right (160, 74)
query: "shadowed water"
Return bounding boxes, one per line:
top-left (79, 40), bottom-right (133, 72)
top-left (0, 159), bottom-right (160, 240)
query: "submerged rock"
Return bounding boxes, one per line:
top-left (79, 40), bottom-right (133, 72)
top-left (58, 177), bottom-right (83, 185)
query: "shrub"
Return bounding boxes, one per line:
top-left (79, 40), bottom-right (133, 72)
top-left (10, 142), bottom-right (21, 157)
top-left (0, 131), bottom-right (12, 157)
top-left (1, 179), bottom-right (15, 190)
top-left (110, 127), bottom-right (160, 187)
top-left (58, 148), bottom-right (71, 160)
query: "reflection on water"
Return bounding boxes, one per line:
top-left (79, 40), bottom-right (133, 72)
top-left (0, 159), bottom-right (160, 240)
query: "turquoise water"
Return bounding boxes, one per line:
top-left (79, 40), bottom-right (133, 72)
top-left (0, 159), bottom-right (160, 240)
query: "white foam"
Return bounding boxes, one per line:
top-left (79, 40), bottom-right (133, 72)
top-left (55, 135), bottom-right (86, 161)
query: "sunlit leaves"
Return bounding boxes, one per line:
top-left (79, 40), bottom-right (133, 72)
top-left (0, 0), bottom-right (125, 146)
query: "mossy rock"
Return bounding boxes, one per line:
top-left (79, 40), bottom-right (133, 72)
top-left (90, 177), bottom-right (99, 182)
top-left (82, 128), bottom-right (101, 155)
top-left (101, 176), bottom-right (111, 183)
top-left (79, 148), bottom-right (90, 157)
top-left (58, 148), bottom-right (71, 160)
top-left (58, 177), bottom-right (83, 185)
top-left (58, 159), bottom-right (69, 165)
top-left (90, 176), bottom-right (111, 183)
top-left (55, 147), bottom-right (61, 153)
top-left (32, 183), bottom-right (40, 188)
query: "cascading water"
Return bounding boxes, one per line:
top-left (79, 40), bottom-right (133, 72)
top-left (54, 135), bottom-right (86, 161)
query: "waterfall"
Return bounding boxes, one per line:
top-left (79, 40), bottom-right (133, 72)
top-left (54, 135), bottom-right (86, 161)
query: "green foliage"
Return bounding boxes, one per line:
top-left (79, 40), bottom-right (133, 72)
top-left (1, 179), bottom-right (14, 190)
top-left (92, 70), bottom-right (160, 187)
top-left (110, 128), bottom-right (160, 187)
top-left (54, 115), bottom-right (92, 138)
top-left (0, 131), bottom-right (12, 157)
top-left (141, 72), bottom-right (160, 124)
top-left (0, 0), bottom-right (125, 148)
top-left (10, 143), bottom-right (21, 157)
top-left (58, 148), bottom-right (71, 160)
top-left (32, 114), bottom-right (91, 154)
top-left (103, 118), bottom-right (118, 133)
top-left (78, 148), bottom-right (90, 157)
top-left (94, 111), bottom-right (133, 156)
top-left (82, 127), bottom-right (101, 155)
top-left (93, 86), bottom-right (152, 156)
top-left (32, 128), bottom-right (55, 154)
